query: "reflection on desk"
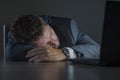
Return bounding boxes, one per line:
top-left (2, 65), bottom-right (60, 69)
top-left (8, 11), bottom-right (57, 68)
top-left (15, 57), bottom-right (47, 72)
top-left (1, 61), bottom-right (120, 80)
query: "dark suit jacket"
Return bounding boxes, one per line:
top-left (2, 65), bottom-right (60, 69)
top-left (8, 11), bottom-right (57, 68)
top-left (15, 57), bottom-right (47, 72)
top-left (6, 16), bottom-right (100, 61)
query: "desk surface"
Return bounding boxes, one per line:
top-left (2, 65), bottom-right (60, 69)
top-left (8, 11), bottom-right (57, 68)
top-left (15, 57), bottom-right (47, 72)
top-left (1, 61), bottom-right (120, 80)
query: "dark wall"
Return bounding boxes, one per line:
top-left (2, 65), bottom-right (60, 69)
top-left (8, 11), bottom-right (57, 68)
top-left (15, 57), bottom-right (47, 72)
top-left (0, 0), bottom-right (106, 60)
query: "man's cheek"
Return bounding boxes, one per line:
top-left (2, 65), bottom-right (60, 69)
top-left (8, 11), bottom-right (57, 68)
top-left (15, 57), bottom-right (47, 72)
top-left (35, 40), bottom-right (45, 47)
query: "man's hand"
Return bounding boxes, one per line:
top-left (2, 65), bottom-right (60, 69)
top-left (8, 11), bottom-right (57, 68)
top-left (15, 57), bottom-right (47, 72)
top-left (25, 47), bottom-right (67, 62)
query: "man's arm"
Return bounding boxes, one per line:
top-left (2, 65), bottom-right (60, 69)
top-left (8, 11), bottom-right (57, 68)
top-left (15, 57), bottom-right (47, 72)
top-left (70, 32), bottom-right (100, 59)
top-left (26, 47), bottom-right (67, 62)
top-left (65, 19), bottom-right (100, 59)
top-left (6, 32), bottom-right (34, 61)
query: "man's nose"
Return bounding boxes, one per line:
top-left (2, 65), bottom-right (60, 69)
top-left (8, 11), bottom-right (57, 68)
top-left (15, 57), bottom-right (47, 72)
top-left (49, 39), bottom-right (58, 47)
top-left (50, 38), bottom-right (56, 43)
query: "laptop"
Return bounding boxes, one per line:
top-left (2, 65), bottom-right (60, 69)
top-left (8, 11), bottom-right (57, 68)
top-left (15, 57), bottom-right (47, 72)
top-left (68, 1), bottom-right (120, 66)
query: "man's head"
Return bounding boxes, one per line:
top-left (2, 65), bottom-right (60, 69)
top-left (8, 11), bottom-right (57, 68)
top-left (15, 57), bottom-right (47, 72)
top-left (11, 15), bottom-right (59, 48)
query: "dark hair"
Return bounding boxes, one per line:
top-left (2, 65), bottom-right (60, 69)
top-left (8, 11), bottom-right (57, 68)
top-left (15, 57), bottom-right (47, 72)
top-left (11, 15), bottom-right (47, 44)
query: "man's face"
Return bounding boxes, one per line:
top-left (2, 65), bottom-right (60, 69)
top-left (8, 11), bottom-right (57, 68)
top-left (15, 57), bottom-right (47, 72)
top-left (34, 25), bottom-right (59, 48)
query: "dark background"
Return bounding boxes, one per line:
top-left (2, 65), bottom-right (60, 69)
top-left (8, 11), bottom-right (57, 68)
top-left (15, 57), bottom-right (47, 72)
top-left (0, 0), bottom-right (109, 60)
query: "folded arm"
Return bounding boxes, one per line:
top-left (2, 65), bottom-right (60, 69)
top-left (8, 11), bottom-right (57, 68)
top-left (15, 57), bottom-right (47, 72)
top-left (70, 32), bottom-right (100, 59)
top-left (6, 32), bottom-right (34, 61)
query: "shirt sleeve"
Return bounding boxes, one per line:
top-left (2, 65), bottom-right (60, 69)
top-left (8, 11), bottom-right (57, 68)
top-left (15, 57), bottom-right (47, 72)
top-left (63, 47), bottom-right (77, 59)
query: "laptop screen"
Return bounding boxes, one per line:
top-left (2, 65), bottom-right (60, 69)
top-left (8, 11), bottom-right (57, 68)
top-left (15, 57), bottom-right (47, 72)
top-left (100, 1), bottom-right (120, 65)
